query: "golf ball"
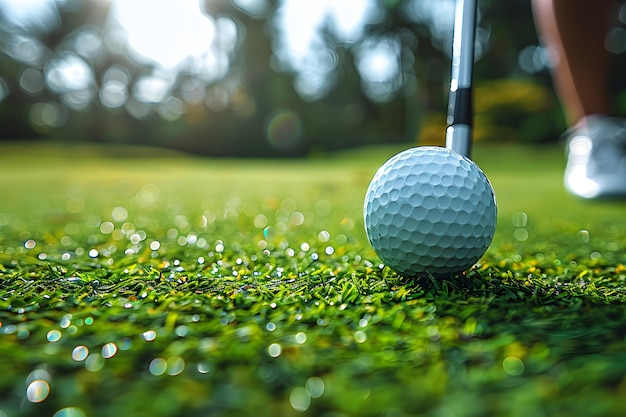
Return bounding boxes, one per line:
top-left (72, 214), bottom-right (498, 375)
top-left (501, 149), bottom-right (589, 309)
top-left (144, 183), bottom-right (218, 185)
top-left (364, 146), bottom-right (497, 277)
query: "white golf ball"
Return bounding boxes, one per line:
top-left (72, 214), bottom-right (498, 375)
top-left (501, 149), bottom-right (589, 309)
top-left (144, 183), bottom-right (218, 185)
top-left (364, 146), bottom-right (497, 277)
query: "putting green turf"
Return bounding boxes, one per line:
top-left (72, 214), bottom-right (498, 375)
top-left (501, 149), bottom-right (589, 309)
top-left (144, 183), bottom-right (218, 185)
top-left (1, 142), bottom-right (625, 417)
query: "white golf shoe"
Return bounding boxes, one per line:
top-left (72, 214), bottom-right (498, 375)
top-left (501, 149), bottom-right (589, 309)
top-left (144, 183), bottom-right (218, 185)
top-left (564, 115), bottom-right (626, 199)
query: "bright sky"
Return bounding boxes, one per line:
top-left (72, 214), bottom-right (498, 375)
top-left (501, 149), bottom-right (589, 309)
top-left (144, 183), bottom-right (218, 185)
top-left (273, 0), bottom-right (388, 99)
top-left (0, 0), bottom-right (405, 105)
top-left (111, 0), bottom-right (215, 69)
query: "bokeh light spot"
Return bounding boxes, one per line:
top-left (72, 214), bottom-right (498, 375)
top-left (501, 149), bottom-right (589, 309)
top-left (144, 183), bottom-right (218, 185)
top-left (503, 356), bottom-right (525, 376)
top-left (268, 343), bottom-right (282, 357)
top-left (72, 346), bottom-right (89, 362)
top-left (29, 102), bottom-right (68, 130)
top-left (149, 357), bottom-right (167, 376)
top-left (289, 387), bottom-right (311, 412)
top-left (19, 68), bottom-right (45, 95)
top-left (266, 110), bottom-right (303, 151)
top-left (45, 52), bottom-right (94, 94)
top-left (306, 377), bottom-right (325, 398)
top-left (85, 354), bottom-right (104, 372)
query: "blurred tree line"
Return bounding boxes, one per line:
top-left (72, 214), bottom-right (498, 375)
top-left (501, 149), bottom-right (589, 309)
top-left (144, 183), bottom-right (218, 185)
top-left (0, 0), bottom-right (624, 156)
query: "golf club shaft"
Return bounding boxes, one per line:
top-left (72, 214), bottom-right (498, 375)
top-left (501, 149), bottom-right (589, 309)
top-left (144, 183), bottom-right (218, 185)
top-left (445, 0), bottom-right (476, 159)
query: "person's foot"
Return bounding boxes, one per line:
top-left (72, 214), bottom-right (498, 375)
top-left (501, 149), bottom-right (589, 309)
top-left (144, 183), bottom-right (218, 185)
top-left (564, 115), bottom-right (626, 199)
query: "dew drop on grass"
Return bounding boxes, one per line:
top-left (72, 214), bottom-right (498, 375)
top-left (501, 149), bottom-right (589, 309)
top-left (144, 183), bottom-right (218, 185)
top-left (26, 380), bottom-right (50, 403)
top-left (72, 346), bottom-right (89, 361)
top-left (295, 332), bottom-right (307, 344)
top-left (53, 407), bottom-right (87, 417)
top-left (318, 230), bottom-right (330, 242)
top-left (290, 211), bottom-right (304, 226)
top-left (268, 343), bottom-right (282, 357)
top-left (197, 362), bottom-right (213, 374)
top-left (101, 342), bottom-right (118, 359)
top-left (59, 315), bottom-right (72, 329)
top-left (100, 222), bottom-right (114, 234)
top-left (577, 229), bottom-right (590, 243)
top-left (175, 325), bottom-right (189, 337)
top-left (143, 330), bottom-right (157, 341)
top-left (263, 226), bottom-right (275, 239)
top-left (266, 322), bottom-right (276, 332)
top-left (1, 324), bottom-right (16, 335)
top-left (354, 330), bottom-right (367, 344)
top-left (47, 330), bottom-right (62, 342)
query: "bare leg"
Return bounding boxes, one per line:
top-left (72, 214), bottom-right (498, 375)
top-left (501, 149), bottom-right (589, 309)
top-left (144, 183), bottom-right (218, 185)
top-left (532, 0), bottom-right (612, 126)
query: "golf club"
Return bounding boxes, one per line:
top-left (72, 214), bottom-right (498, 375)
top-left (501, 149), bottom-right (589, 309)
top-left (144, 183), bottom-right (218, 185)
top-left (446, 0), bottom-right (477, 159)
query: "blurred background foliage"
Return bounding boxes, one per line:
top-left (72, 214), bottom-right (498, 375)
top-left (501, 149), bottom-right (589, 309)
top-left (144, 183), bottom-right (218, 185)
top-left (1, 0), bottom-right (625, 156)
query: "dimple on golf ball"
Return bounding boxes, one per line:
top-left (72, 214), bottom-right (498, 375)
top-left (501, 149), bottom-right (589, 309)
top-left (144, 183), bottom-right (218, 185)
top-left (364, 146), bottom-right (497, 277)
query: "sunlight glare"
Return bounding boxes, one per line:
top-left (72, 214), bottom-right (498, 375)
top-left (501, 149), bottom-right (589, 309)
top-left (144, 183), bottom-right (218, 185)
top-left (0, 0), bottom-right (60, 32)
top-left (111, 0), bottom-right (215, 69)
top-left (328, 0), bottom-right (378, 42)
top-left (273, 0), bottom-right (382, 99)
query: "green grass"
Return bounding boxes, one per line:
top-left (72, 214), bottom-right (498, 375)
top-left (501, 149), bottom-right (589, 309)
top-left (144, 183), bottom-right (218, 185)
top-left (1, 142), bottom-right (626, 417)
